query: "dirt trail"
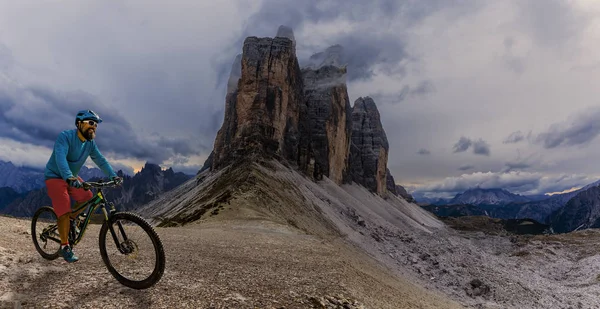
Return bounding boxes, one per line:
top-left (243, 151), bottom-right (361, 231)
top-left (0, 216), bottom-right (463, 309)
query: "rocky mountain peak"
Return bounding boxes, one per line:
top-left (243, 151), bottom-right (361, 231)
top-left (450, 187), bottom-right (530, 206)
top-left (139, 162), bottom-right (162, 175)
top-left (348, 96), bottom-right (390, 194)
top-left (210, 34), bottom-right (303, 171)
top-left (203, 28), bottom-right (408, 199)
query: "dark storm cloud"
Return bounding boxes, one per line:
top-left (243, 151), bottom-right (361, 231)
top-left (453, 136), bottom-right (472, 153)
top-left (232, 0), bottom-right (473, 82)
top-left (472, 139), bottom-right (491, 156)
top-left (504, 161), bottom-right (531, 172)
top-left (452, 136), bottom-right (490, 156)
top-left (535, 107), bottom-right (600, 149)
top-left (0, 79), bottom-right (205, 164)
top-left (325, 33), bottom-right (409, 81)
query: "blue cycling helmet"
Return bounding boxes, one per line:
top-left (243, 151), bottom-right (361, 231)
top-left (75, 110), bottom-right (103, 125)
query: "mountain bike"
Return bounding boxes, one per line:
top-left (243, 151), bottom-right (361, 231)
top-left (30, 179), bottom-right (166, 289)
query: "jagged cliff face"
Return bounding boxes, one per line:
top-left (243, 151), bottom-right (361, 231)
top-left (550, 185), bottom-right (600, 233)
top-left (348, 97), bottom-right (389, 194)
top-left (206, 28), bottom-right (407, 197)
top-left (211, 36), bottom-right (304, 170)
top-left (299, 65), bottom-right (352, 183)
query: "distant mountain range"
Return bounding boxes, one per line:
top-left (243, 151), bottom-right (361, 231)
top-left (549, 185), bottom-right (600, 233)
top-left (414, 188), bottom-right (548, 206)
top-left (448, 188), bottom-right (537, 205)
top-left (0, 161), bottom-right (193, 217)
top-left (0, 160), bottom-right (108, 193)
top-left (419, 181), bottom-right (600, 233)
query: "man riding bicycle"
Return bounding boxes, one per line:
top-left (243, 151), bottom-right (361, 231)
top-left (44, 110), bottom-right (122, 263)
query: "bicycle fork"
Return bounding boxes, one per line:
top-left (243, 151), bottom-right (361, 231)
top-left (103, 203), bottom-right (133, 255)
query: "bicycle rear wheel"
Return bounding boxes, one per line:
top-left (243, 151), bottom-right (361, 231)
top-left (99, 212), bottom-right (165, 289)
top-left (31, 206), bottom-right (61, 260)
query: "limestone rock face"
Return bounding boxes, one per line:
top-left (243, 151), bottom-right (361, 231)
top-left (348, 97), bottom-right (389, 194)
top-left (211, 36), bottom-right (304, 170)
top-left (206, 28), bottom-right (409, 199)
top-left (386, 168), bottom-right (398, 195)
top-left (298, 65), bottom-right (352, 183)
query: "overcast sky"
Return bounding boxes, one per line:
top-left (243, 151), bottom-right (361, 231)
top-left (1, 0), bottom-right (600, 196)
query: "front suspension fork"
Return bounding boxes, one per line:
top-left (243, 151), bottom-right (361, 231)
top-left (104, 202), bottom-right (131, 254)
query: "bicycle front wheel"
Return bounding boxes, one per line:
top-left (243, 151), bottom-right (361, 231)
top-left (99, 212), bottom-right (165, 289)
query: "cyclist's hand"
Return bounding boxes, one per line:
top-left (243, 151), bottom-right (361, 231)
top-left (67, 177), bottom-right (83, 189)
top-left (111, 176), bottom-right (123, 186)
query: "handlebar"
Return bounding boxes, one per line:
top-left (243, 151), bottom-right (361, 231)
top-left (82, 180), bottom-right (122, 190)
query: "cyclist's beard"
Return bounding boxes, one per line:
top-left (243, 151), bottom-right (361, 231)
top-left (79, 127), bottom-right (95, 140)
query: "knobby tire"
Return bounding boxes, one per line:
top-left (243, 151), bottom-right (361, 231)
top-left (98, 212), bottom-right (165, 289)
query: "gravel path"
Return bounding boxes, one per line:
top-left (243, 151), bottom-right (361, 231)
top-left (0, 216), bottom-right (463, 309)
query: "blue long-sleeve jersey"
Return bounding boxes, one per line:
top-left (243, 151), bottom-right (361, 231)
top-left (44, 129), bottom-right (117, 180)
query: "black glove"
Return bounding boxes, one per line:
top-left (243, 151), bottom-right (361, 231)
top-left (67, 177), bottom-right (83, 189)
top-left (111, 176), bottom-right (123, 185)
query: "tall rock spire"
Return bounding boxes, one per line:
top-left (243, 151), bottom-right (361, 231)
top-left (210, 34), bottom-right (304, 170)
top-left (348, 97), bottom-right (389, 194)
top-left (298, 61), bottom-right (351, 183)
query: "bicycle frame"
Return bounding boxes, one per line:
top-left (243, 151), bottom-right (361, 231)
top-left (42, 181), bottom-right (125, 249)
top-left (68, 187), bottom-right (114, 246)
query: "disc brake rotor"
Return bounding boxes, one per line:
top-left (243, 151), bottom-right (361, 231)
top-left (120, 239), bottom-right (139, 259)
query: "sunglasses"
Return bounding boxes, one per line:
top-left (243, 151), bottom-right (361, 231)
top-left (81, 120), bottom-right (98, 127)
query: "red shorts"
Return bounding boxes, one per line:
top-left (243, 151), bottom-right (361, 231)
top-left (45, 177), bottom-right (93, 217)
